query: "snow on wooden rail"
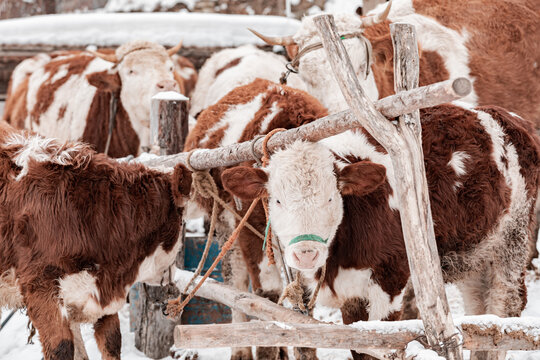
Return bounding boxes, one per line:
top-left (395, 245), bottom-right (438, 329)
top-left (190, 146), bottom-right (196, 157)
top-left (175, 318), bottom-right (540, 352)
top-left (133, 77), bottom-right (471, 170)
top-left (174, 269), bottom-right (540, 354)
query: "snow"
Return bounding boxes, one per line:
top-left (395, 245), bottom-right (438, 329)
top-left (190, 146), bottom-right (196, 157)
top-left (0, 12), bottom-right (300, 48)
top-left (3, 267), bottom-right (540, 359)
top-left (324, 0), bottom-right (363, 13)
top-left (405, 341), bottom-right (445, 360)
top-left (104, 0), bottom-right (196, 13)
top-left (152, 91), bottom-right (189, 101)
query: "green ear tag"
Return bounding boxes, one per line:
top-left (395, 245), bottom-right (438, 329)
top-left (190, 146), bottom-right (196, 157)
top-left (340, 35), bottom-right (346, 40)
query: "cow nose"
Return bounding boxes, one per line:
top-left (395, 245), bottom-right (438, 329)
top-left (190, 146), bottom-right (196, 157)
top-left (156, 80), bottom-right (178, 92)
top-left (293, 249), bottom-right (319, 269)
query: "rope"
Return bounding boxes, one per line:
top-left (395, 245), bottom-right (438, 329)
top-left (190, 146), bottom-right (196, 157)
top-left (307, 264), bottom-right (326, 310)
top-left (166, 129), bottom-right (288, 317)
top-left (260, 128), bottom-right (286, 265)
top-left (281, 32), bottom-right (372, 84)
top-left (167, 197), bottom-right (261, 318)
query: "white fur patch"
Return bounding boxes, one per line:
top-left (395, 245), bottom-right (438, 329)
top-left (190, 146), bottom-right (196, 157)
top-left (201, 92), bottom-right (265, 147)
top-left (258, 258), bottom-right (283, 293)
top-left (4, 133), bottom-right (84, 180)
top-left (134, 235), bottom-right (183, 285)
top-left (259, 101), bottom-right (282, 133)
top-left (311, 267), bottom-right (404, 320)
top-left (58, 271), bottom-right (125, 323)
top-left (190, 45), bottom-right (305, 117)
top-left (448, 151), bottom-right (469, 177)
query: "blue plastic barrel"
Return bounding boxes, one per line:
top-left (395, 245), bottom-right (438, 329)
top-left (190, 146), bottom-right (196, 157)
top-left (181, 235), bottom-right (231, 324)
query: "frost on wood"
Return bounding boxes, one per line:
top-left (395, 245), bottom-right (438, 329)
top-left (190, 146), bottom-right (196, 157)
top-left (152, 91), bottom-right (189, 101)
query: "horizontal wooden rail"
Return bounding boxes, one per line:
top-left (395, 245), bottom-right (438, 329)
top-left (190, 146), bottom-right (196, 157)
top-left (130, 78), bottom-right (470, 170)
top-left (175, 318), bottom-right (540, 352)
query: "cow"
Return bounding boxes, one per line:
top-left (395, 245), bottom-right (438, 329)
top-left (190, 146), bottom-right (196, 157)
top-left (250, 0), bottom-right (540, 125)
top-left (0, 120), bottom-right (192, 360)
top-left (190, 44), bottom-right (306, 119)
top-left (221, 103), bottom-right (540, 360)
top-left (184, 78), bottom-right (328, 360)
top-left (3, 40), bottom-right (196, 158)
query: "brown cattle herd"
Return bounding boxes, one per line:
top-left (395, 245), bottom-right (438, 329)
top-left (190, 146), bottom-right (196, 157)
top-left (0, 0), bottom-right (539, 360)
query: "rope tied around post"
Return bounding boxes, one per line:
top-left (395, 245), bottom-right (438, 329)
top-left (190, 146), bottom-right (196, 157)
top-left (166, 129), bottom-right (286, 318)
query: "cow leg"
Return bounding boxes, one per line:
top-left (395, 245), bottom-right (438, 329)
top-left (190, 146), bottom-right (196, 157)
top-left (94, 314), bottom-right (121, 360)
top-left (400, 280), bottom-right (419, 320)
top-left (341, 297), bottom-right (375, 360)
top-left (24, 290), bottom-right (74, 360)
top-left (220, 227), bottom-right (253, 360)
top-left (254, 260), bottom-right (289, 360)
top-left (70, 323), bottom-right (89, 360)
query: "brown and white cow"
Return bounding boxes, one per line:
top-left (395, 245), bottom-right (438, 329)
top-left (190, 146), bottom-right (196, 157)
top-left (185, 78), bottom-right (327, 360)
top-left (0, 121), bottom-right (191, 360)
top-left (3, 40), bottom-right (196, 158)
top-left (190, 44), bottom-right (306, 118)
top-left (251, 0), bottom-right (540, 125)
top-left (222, 103), bottom-right (540, 359)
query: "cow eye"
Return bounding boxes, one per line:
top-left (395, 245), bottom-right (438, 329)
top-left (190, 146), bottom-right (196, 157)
top-left (329, 198), bottom-right (332, 202)
top-left (276, 199), bottom-right (281, 204)
top-left (129, 70), bottom-right (134, 75)
top-left (169, 66), bottom-right (174, 72)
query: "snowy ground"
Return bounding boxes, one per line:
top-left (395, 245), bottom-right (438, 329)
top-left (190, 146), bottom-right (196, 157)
top-left (2, 262), bottom-right (540, 360)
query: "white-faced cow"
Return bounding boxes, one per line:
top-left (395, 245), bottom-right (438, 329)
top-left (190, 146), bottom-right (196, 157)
top-left (0, 120), bottom-right (191, 360)
top-left (251, 0), bottom-right (540, 125)
top-left (3, 40), bottom-right (196, 157)
top-left (190, 44), bottom-right (306, 118)
top-left (222, 103), bottom-right (540, 359)
top-left (185, 78), bottom-right (328, 360)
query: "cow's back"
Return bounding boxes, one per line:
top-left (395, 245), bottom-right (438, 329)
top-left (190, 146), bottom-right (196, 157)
top-left (380, 0), bottom-right (540, 125)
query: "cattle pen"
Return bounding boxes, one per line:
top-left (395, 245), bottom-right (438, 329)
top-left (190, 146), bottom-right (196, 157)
top-left (120, 15), bottom-right (540, 360)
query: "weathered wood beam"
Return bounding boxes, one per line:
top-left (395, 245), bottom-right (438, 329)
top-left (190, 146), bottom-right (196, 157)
top-left (311, 15), bottom-right (462, 360)
top-left (174, 269), bottom-right (392, 359)
top-left (174, 318), bottom-right (540, 352)
top-left (130, 78), bottom-right (470, 170)
top-left (390, 23), bottom-right (463, 360)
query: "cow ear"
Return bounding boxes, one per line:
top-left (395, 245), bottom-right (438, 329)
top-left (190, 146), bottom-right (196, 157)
top-left (338, 161), bottom-right (386, 196)
top-left (171, 164), bottom-right (192, 207)
top-left (221, 166), bottom-right (268, 200)
top-left (86, 71), bottom-right (121, 93)
top-left (285, 44), bottom-right (299, 61)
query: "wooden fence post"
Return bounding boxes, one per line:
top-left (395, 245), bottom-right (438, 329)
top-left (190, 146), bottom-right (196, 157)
top-left (129, 91), bottom-right (189, 359)
top-left (389, 22), bottom-right (463, 360)
top-left (311, 15), bottom-right (463, 360)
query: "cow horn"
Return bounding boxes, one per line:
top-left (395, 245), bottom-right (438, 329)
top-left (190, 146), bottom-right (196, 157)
top-left (167, 40), bottom-right (183, 56)
top-left (248, 28), bottom-right (296, 46)
top-left (89, 50), bottom-right (118, 63)
top-left (360, 0), bottom-right (392, 27)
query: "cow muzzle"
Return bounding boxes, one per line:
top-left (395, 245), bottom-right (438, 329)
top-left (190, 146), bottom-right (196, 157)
top-left (286, 235), bottom-right (328, 270)
top-left (156, 79), bottom-right (179, 92)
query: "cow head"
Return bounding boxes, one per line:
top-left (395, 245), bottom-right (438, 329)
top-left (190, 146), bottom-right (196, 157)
top-left (89, 40), bottom-right (184, 151)
top-left (249, 2), bottom-right (391, 114)
top-left (221, 141), bottom-right (386, 272)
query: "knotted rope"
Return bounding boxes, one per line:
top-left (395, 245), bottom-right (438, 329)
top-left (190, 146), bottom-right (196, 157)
top-left (278, 265), bottom-right (326, 312)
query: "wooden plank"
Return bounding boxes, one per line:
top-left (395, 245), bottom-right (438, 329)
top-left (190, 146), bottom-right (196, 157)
top-left (390, 22), bottom-right (463, 360)
top-left (175, 319), bottom-right (540, 352)
top-left (135, 78), bottom-right (471, 170)
top-left (174, 270), bottom-right (394, 359)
